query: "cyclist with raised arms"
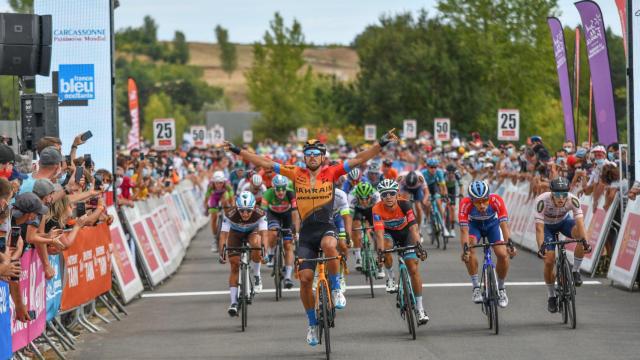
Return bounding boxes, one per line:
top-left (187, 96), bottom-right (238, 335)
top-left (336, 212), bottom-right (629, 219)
top-left (534, 177), bottom-right (591, 313)
top-left (225, 129), bottom-right (397, 346)
top-left (372, 179), bottom-right (429, 325)
top-left (348, 182), bottom-right (384, 278)
top-left (261, 174), bottom-right (299, 289)
top-left (219, 191), bottom-right (268, 317)
top-left (422, 158), bottom-right (450, 237)
top-left (459, 180), bottom-right (515, 308)
top-left (445, 163), bottom-right (463, 237)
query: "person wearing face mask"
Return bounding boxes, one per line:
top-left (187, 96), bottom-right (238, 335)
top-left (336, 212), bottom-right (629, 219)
top-left (0, 144), bottom-right (15, 180)
top-left (562, 141), bottom-right (575, 155)
top-left (583, 145), bottom-right (615, 210)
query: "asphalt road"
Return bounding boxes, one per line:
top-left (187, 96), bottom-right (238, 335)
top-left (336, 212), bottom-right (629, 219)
top-left (71, 226), bottom-right (640, 360)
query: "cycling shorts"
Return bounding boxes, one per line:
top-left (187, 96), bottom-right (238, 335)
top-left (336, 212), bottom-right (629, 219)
top-left (226, 230), bottom-right (259, 257)
top-left (383, 227), bottom-right (417, 260)
top-left (267, 210), bottom-right (293, 241)
top-left (542, 217), bottom-right (576, 251)
top-left (353, 207), bottom-right (374, 226)
top-left (297, 222), bottom-right (338, 272)
top-left (468, 219), bottom-right (504, 245)
top-left (402, 186), bottom-right (424, 202)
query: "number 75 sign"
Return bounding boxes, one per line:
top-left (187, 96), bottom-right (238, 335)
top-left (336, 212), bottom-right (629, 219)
top-left (497, 109), bottom-right (519, 141)
top-left (153, 118), bottom-right (176, 150)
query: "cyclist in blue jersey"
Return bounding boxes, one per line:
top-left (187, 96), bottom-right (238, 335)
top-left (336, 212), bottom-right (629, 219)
top-left (422, 158), bottom-right (449, 237)
top-left (365, 161), bottom-right (384, 189)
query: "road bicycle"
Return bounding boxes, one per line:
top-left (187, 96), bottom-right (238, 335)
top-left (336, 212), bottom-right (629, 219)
top-left (379, 244), bottom-right (426, 340)
top-left (297, 252), bottom-right (341, 359)
top-left (429, 195), bottom-right (447, 250)
top-left (463, 237), bottom-right (513, 335)
top-left (541, 235), bottom-right (587, 329)
top-left (353, 218), bottom-right (377, 298)
top-left (223, 240), bottom-right (264, 332)
top-left (272, 228), bottom-right (291, 301)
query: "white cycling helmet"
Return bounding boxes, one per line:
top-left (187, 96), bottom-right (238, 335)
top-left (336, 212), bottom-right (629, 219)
top-left (212, 171), bottom-right (225, 183)
top-left (251, 174), bottom-right (263, 187)
top-left (236, 191), bottom-right (256, 210)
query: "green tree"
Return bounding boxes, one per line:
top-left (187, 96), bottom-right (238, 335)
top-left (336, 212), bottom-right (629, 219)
top-left (246, 13), bottom-right (314, 140)
top-left (215, 25), bottom-right (237, 77)
top-left (170, 31), bottom-right (190, 65)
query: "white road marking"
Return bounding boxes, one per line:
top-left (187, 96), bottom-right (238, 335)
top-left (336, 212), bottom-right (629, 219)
top-left (141, 280), bottom-right (601, 298)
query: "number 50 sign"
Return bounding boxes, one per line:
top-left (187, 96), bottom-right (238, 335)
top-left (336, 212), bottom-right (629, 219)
top-left (497, 109), bottom-right (519, 141)
top-left (153, 118), bottom-right (176, 150)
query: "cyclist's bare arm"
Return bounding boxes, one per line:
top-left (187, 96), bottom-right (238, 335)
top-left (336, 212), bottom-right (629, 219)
top-left (535, 223), bottom-right (544, 249)
top-left (346, 129), bottom-right (398, 169)
top-left (499, 221), bottom-right (510, 244)
top-left (292, 209), bottom-right (301, 235)
top-left (224, 142), bottom-right (275, 170)
top-left (408, 224), bottom-right (420, 245)
top-left (374, 229), bottom-right (386, 252)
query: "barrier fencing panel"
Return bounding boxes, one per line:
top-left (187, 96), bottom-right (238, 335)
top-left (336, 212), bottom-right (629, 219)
top-left (0, 281), bottom-right (10, 360)
top-left (45, 254), bottom-right (63, 322)
top-left (108, 206), bottom-right (144, 304)
top-left (60, 224), bottom-right (113, 312)
top-left (10, 249), bottom-right (46, 352)
top-left (607, 198), bottom-right (640, 289)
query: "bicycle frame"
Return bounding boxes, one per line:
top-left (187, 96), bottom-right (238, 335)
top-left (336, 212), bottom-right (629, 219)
top-left (380, 245), bottom-right (418, 310)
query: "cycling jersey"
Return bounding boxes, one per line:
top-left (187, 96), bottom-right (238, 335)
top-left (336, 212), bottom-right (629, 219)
top-left (422, 168), bottom-right (446, 194)
top-left (372, 200), bottom-right (416, 232)
top-left (458, 194), bottom-right (508, 244)
top-left (445, 170), bottom-right (462, 191)
top-left (398, 171), bottom-right (425, 190)
top-left (333, 189), bottom-right (350, 216)
top-left (206, 183), bottom-right (234, 212)
top-left (534, 192), bottom-right (583, 225)
top-left (261, 188), bottom-right (297, 214)
top-left (348, 191), bottom-right (380, 211)
top-left (239, 183), bottom-right (267, 203)
top-left (221, 207), bottom-right (268, 233)
top-left (274, 162), bottom-right (349, 225)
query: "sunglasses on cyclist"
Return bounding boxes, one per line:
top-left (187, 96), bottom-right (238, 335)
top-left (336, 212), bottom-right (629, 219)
top-left (304, 150), bottom-right (323, 157)
top-left (380, 191), bottom-right (397, 198)
top-left (552, 192), bottom-right (568, 199)
top-left (275, 186), bottom-right (287, 192)
top-left (472, 198), bottom-right (489, 205)
top-left (428, 166), bottom-right (438, 169)
top-left (238, 208), bottom-right (253, 214)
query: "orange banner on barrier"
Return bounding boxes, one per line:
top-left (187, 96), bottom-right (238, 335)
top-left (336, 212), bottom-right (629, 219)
top-left (61, 223), bottom-right (113, 311)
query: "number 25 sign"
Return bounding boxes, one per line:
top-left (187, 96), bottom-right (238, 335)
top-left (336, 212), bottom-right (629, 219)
top-left (497, 109), bottom-right (519, 141)
top-left (153, 118), bottom-right (176, 150)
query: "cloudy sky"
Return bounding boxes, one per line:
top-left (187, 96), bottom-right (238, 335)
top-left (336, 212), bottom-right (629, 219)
top-left (0, 0), bottom-right (624, 44)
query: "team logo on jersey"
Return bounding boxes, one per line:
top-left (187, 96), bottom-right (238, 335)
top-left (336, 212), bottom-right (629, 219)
top-left (571, 197), bottom-right (580, 208)
top-left (536, 200), bottom-right (545, 213)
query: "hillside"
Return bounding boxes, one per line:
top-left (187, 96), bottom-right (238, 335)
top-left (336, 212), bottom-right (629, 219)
top-left (187, 42), bottom-right (359, 111)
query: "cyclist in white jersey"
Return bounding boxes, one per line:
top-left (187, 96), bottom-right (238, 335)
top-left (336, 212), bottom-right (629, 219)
top-left (534, 177), bottom-right (591, 314)
top-left (332, 188), bottom-right (352, 292)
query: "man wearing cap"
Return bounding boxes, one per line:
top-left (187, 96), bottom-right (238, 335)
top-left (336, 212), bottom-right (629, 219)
top-left (583, 145), bottom-right (616, 213)
top-left (9, 192), bottom-right (62, 321)
top-left (32, 179), bottom-right (62, 279)
top-left (19, 146), bottom-right (63, 195)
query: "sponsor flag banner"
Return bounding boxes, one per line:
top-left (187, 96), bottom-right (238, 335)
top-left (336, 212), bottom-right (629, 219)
top-left (548, 18), bottom-right (576, 143)
top-left (127, 78), bottom-right (140, 150)
top-left (575, 0), bottom-right (618, 145)
top-left (0, 281), bottom-right (10, 360)
top-left (60, 224), bottom-right (113, 311)
top-left (45, 254), bottom-right (63, 322)
top-left (108, 207), bottom-right (144, 303)
top-left (615, 0), bottom-right (627, 55)
top-left (632, 0), bottom-right (640, 182)
top-left (608, 198), bottom-right (640, 288)
top-left (35, 0), bottom-right (114, 169)
top-left (11, 249), bottom-right (46, 352)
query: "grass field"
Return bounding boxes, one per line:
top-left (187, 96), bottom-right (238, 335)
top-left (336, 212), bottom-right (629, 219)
top-left (187, 42), bottom-right (359, 111)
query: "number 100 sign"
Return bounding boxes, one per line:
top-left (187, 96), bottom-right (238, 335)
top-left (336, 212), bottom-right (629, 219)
top-left (153, 118), bottom-right (176, 150)
top-left (497, 109), bottom-right (519, 141)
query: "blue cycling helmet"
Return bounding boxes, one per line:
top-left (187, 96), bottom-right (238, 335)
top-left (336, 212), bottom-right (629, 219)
top-left (468, 180), bottom-right (489, 200)
top-left (426, 158), bottom-right (440, 167)
top-left (236, 191), bottom-right (256, 210)
top-left (272, 174), bottom-right (288, 188)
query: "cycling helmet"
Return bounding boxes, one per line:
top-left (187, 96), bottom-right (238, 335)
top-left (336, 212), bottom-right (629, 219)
top-left (236, 191), bottom-right (256, 209)
top-left (405, 171), bottom-right (419, 188)
top-left (302, 139), bottom-right (327, 154)
top-left (272, 174), bottom-right (288, 188)
top-left (251, 174), bottom-right (263, 187)
top-left (382, 159), bottom-right (392, 167)
top-left (368, 161), bottom-right (381, 174)
top-left (348, 168), bottom-right (361, 181)
top-left (426, 158), bottom-right (440, 167)
top-left (445, 164), bottom-right (457, 173)
top-left (377, 179), bottom-right (399, 193)
top-left (212, 171), bottom-right (225, 183)
top-left (468, 180), bottom-right (489, 200)
top-left (354, 182), bottom-right (375, 199)
top-left (550, 177), bottom-right (570, 192)
top-left (530, 135), bottom-right (542, 143)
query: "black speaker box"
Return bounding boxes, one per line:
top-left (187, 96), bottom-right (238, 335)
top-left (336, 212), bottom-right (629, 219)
top-left (0, 13), bottom-right (52, 76)
top-left (20, 93), bottom-right (59, 152)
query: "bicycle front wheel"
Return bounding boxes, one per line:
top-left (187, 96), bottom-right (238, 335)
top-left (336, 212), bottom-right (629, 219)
top-left (320, 284), bottom-right (331, 358)
top-left (274, 243), bottom-right (282, 301)
top-left (561, 257), bottom-right (577, 329)
top-left (401, 269), bottom-right (416, 340)
top-left (241, 266), bottom-right (248, 331)
top-left (489, 269), bottom-right (499, 335)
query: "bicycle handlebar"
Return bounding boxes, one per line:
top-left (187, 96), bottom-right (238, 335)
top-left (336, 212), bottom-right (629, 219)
top-left (380, 244), bottom-right (418, 254)
top-left (543, 238), bottom-right (587, 247)
top-left (353, 226), bottom-right (374, 231)
top-left (296, 255), bottom-right (342, 264)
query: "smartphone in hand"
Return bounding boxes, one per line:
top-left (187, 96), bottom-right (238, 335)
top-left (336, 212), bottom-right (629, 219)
top-left (80, 131), bottom-right (93, 142)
